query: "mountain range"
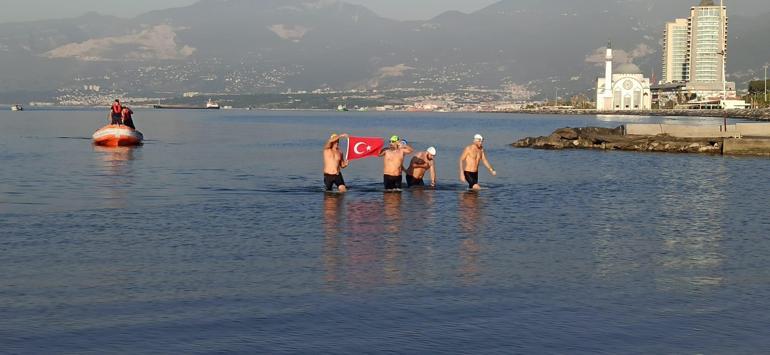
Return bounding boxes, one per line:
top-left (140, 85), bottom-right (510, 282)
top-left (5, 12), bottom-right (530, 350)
top-left (0, 0), bottom-right (768, 100)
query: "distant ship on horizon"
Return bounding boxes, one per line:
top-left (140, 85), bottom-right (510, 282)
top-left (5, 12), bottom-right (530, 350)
top-left (154, 99), bottom-right (221, 110)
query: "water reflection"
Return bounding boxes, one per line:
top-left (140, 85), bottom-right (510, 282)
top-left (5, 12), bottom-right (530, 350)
top-left (655, 160), bottom-right (727, 292)
top-left (322, 193), bottom-right (345, 285)
top-left (93, 146), bottom-right (139, 209)
top-left (322, 192), bottom-right (416, 289)
top-left (407, 188), bottom-right (438, 282)
top-left (409, 187), bottom-right (435, 216)
top-left (458, 192), bottom-right (483, 285)
top-left (321, 195), bottom-right (392, 289)
top-left (383, 192), bottom-right (403, 284)
top-left (589, 158), bottom-right (728, 293)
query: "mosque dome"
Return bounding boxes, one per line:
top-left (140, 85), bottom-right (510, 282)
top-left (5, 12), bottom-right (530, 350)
top-left (615, 63), bottom-right (643, 75)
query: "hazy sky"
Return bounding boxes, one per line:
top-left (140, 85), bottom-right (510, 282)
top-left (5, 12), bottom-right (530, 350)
top-left (0, 0), bottom-right (499, 23)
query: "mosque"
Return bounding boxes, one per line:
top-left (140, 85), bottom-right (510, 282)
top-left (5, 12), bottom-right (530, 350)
top-left (596, 43), bottom-right (652, 111)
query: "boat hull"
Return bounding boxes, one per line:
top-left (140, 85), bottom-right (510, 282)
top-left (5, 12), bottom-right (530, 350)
top-left (92, 125), bottom-right (144, 147)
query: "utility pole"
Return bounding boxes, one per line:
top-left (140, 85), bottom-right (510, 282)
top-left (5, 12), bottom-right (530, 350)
top-left (765, 63), bottom-right (768, 106)
top-left (555, 88), bottom-right (559, 107)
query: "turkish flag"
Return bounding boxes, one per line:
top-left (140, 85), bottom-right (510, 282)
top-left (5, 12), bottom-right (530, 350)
top-left (346, 136), bottom-right (384, 161)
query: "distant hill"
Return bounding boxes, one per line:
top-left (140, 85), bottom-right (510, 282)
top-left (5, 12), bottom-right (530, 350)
top-left (0, 0), bottom-right (767, 99)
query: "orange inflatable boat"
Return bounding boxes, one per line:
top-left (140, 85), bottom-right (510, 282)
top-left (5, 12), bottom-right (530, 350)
top-left (92, 125), bottom-right (144, 147)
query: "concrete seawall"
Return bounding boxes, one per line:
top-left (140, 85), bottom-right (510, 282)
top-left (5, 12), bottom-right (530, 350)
top-left (625, 123), bottom-right (770, 139)
top-left (723, 139), bottom-right (770, 155)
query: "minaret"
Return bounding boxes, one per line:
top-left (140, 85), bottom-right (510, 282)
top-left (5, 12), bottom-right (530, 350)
top-left (604, 41), bottom-right (613, 99)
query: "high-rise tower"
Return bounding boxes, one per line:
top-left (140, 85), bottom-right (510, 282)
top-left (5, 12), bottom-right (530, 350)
top-left (687, 0), bottom-right (728, 88)
top-left (662, 18), bottom-right (689, 83)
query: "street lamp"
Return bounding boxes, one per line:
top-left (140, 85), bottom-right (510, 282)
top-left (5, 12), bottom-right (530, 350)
top-left (710, 50), bottom-right (728, 131)
top-left (717, 50), bottom-right (727, 102)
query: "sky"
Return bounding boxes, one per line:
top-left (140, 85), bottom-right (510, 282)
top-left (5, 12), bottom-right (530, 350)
top-left (0, 0), bottom-right (499, 24)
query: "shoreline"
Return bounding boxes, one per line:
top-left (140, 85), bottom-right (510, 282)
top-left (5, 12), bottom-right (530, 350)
top-left (483, 108), bottom-right (770, 121)
top-left (10, 105), bottom-right (770, 121)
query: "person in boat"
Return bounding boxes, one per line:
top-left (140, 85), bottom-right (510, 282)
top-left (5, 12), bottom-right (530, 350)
top-left (379, 135), bottom-right (414, 191)
top-left (121, 107), bottom-right (135, 129)
top-left (110, 99), bottom-right (123, 125)
top-left (459, 134), bottom-right (496, 190)
top-left (323, 133), bottom-right (349, 192)
top-left (406, 147), bottom-right (437, 188)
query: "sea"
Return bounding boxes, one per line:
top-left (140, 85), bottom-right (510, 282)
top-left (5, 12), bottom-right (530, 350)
top-left (2, 109), bottom-right (770, 353)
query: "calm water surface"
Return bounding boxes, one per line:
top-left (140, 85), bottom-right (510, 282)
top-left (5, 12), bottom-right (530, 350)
top-left (1, 110), bottom-right (770, 353)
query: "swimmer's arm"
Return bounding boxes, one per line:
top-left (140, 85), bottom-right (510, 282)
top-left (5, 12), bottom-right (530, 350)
top-left (324, 135), bottom-right (340, 149)
top-left (430, 164), bottom-right (437, 187)
top-left (413, 158), bottom-right (430, 169)
top-left (341, 160), bottom-right (349, 169)
top-left (378, 147), bottom-right (387, 157)
top-left (324, 133), bottom-right (348, 149)
top-left (459, 148), bottom-right (468, 181)
top-left (481, 150), bottom-right (496, 176)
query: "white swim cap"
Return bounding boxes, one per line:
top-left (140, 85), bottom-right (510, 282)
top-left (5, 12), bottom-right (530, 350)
top-left (474, 134), bottom-right (484, 141)
top-left (427, 147), bottom-right (437, 156)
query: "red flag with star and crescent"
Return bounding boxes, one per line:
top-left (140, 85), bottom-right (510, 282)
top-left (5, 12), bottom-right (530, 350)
top-left (346, 136), bottom-right (384, 161)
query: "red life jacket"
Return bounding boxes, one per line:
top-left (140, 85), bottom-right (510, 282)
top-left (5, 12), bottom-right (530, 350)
top-left (112, 103), bottom-right (122, 114)
top-left (122, 109), bottom-right (133, 120)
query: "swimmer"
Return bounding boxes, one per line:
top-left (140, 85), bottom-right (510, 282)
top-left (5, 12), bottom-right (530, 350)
top-left (406, 147), bottom-right (437, 187)
top-left (323, 133), bottom-right (349, 192)
top-left (459, 134), bottom-right (496, 190)
top-left (379, 135), bottom-right (413, 191)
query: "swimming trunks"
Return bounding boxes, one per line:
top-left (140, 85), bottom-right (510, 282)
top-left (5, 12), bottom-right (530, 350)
top-left (383, 174), bottom-right (402, 190)
top-left (406, 175), bottom-right (424, 187)
top-left (464, 171), bottom-right (479, 189)
top-left (324, 173), bottom-right (346, 191)
top-left (122, 117), bottom-right (136, 129)
top-left (110, 112), bottom-right (122, 125)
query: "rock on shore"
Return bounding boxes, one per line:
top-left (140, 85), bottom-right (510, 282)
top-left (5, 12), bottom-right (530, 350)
top-left (512, 126), bottom-right (722, 154)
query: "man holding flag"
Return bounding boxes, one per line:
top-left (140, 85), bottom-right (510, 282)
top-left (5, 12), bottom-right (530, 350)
top-left (324, 134), bottom-right (385, 192)
top-left (379, 135), bottom-right (414, 191)
top-left (323, 133), bottom-right (350, 192)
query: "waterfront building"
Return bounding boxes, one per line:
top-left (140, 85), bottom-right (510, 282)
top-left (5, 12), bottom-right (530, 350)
top-left (686, 0), bottom-right (737, 100)
top-left (688, 0), bottom-right (728, 86)
top-left (661, 0), bottom-right (735, 99)
top-left (662, 18), bottom-right (690, 83)
top-left (596, 43), bottom-right (652, 111)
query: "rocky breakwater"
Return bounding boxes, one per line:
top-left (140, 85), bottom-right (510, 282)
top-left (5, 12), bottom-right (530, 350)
top-left (512, 127), bottom-right (722, 154)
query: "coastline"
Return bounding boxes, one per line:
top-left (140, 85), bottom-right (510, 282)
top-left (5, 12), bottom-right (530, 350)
top-left (11, 105), bottom-right (770, 121)
top-left (483, 108), bottom-right (770, 121)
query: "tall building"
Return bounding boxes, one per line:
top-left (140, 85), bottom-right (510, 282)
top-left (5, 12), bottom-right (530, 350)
top-left (662, 18), bottom-right (689, 83)
top-left (660, 0), bottom-right (734, 99)
top-left (687, 0), bottom-right (728, 88)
